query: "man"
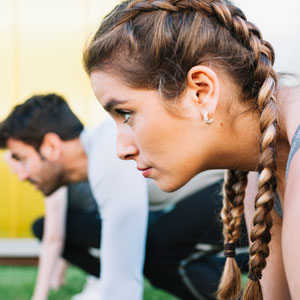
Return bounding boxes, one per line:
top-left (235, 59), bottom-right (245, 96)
top-left (1, 94), bottom-right (147, 300)
top-left (0, 94), bottom-right (248, 300)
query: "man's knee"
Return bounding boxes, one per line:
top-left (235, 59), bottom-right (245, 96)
top-left (32, 217), bottom-right (45, 240)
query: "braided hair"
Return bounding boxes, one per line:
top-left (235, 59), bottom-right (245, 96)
top-left (84, 1), bottom-right (278, 299)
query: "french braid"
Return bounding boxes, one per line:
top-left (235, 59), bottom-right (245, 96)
top-left (84, 1), bottom-right (278, 299)
top-left (243, 67), bottom-right (277, 300)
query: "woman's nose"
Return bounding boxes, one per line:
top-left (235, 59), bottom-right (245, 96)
top-left (116, 130), bottom-right (138, 161)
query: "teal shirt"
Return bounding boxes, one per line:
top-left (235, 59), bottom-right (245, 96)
top-left (274, 126), bottom-right (300, 217)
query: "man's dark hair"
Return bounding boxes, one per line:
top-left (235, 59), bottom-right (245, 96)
top-left (0, 93), bottom-right (84, 149)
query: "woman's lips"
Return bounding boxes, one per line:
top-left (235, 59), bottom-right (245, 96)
top-left (137, 167), bottom-right (152, 178)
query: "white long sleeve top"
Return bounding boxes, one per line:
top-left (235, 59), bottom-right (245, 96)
top-left (80, 119), bottom-right (148, 300)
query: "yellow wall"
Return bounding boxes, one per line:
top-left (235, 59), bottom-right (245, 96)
top-left (0, 0), bottom-right (120, 237)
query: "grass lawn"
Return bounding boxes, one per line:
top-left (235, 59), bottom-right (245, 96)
top-left (0, 265), bottom-right (178, 300)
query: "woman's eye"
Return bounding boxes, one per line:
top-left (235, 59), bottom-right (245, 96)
top-left (116, 109), bottom-right (132, 123)
top-left (123, 112), bottom-right (131, 123)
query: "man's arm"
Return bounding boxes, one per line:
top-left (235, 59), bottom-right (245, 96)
top-left (31, 186), bottom-right (67, 300)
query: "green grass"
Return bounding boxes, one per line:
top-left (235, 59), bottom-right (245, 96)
top-left (0, 265), bottom-right (178, 300)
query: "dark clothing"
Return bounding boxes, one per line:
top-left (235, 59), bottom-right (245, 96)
top-left (67, 182), bottom-right (98, 213)
top-left (32, 181), bottom-right (100, 276)
top-left (32, 210), bottom-right (101, 277)
top-left (144, 181), bottom-right (248, 300)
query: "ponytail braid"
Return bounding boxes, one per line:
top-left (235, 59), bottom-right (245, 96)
top-left (84, 2), bottom-right (279, 299)
top-left (217, 170), bottom-right (248, 300)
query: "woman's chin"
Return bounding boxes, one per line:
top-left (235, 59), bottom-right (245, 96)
top-left (155, 178), bottom-right (187, 193)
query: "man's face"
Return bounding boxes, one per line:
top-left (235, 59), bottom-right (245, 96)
top-left (6, 138), bottom-right (65, 196)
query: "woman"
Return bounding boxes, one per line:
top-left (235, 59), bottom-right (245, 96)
top-left (83, 1), bottom-right (299, 299)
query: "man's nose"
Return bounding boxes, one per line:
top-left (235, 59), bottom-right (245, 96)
top-left (17, 167), bottom-right (30, 181)
top-left (116, 130), bottom-right (138, 161)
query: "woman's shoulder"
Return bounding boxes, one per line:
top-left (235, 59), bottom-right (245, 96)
top-left (277, 85), bottom-right (300, 145)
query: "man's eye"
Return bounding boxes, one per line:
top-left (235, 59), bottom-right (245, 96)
top-left (12, 155), bottom-right (21, 161)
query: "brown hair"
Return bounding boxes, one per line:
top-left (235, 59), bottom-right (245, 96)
top-left (0, 94), bottom-right (84, 150)
top-left (84, 1), bottom-right (278, 299)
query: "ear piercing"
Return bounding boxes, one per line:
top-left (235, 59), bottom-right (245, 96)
top-left (204, 111), bottom-right (214, 125)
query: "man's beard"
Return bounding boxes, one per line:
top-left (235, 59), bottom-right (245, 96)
top-left (41, 172), bottom-right (67, 196)
top-left (34, 158), bottom-right (67, 196)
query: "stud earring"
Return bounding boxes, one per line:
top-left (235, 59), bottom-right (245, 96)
top-left (204, 111), bottom-right (214, 125)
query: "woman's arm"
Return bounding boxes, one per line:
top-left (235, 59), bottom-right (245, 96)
top-left (244, 172), bottom-right (291, 300)
top-left (31, 186), bottom-right (68, 300)
top-left (282, 150), bottom-right (300, 299)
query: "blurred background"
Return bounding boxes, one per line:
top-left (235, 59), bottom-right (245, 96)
top-left (0, 0), bottom-right (119, 246)
top-left (0, 0), bottom-right (299, 254)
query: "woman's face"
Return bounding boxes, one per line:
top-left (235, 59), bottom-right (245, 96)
top-left (91, 71), bottom-right (219, 192)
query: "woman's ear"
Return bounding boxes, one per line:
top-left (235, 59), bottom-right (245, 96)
top-left (187, 65), bottom-right (220, 119)
top-left (39, 133), bottom-right (62, 161)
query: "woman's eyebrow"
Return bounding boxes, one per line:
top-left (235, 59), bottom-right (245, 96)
top-left (103, 98), bottom-right (128, 112)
